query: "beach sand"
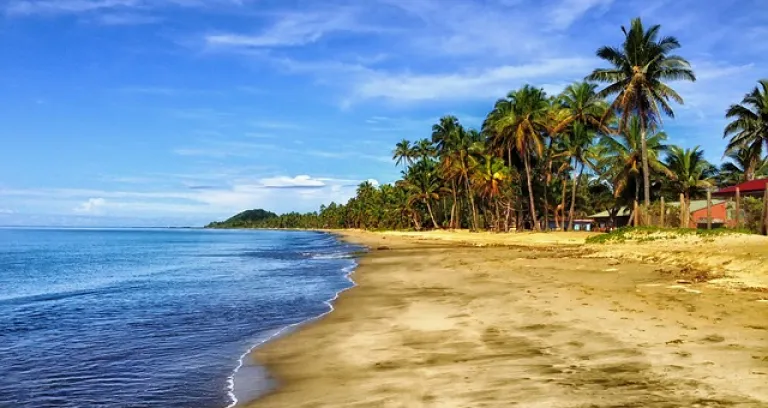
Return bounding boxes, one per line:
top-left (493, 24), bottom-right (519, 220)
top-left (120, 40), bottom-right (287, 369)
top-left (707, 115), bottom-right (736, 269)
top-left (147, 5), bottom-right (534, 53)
top-left (246, 230), bottom-right (768, 407)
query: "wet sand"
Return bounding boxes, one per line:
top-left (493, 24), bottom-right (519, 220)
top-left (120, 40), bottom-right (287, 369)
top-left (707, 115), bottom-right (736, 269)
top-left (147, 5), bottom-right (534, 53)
top-left (246, 230), bottom-right (768, 407)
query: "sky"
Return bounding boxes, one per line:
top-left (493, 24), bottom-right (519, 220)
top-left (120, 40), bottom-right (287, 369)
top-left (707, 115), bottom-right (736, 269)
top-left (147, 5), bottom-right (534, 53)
top-left (1, 0), bottom-right (766, 227)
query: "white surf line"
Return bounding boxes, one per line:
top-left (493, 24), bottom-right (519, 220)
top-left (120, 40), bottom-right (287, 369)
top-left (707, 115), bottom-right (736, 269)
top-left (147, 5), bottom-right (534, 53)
top-left (224, 261), bottom-right (360, 408)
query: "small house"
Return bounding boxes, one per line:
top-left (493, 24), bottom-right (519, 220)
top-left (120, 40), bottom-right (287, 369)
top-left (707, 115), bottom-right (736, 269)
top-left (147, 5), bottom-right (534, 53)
top-left (588, 199), bottom-right (727, 230)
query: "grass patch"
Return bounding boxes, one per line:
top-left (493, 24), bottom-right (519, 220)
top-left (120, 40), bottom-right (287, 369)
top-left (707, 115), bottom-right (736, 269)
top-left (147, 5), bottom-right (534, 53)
top-left (586, 226), bottom-right (752, 244)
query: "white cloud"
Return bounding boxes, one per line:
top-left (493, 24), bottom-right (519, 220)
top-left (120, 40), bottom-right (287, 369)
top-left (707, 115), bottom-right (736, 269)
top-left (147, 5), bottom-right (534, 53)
top-left (90, 12), bottom-right (161, 25)
top-left (259, 175), bottom-right (326, 188)
top-left (351, 58), bottom-right (596, 102)
top-left (204, 9), bottom-right (388, 49)
top-left (549, 0), bottom-right (614, 30)
top-left (1, 173), bottom-right (377, 223)
top-left (5, 0), bottom-right (140, 15)
top-left (0, 209), bottom-right (15, 214)
top-left (74, 198), bottom-right (107, 214)
top-left (4, 0), bottom-right (247, 16)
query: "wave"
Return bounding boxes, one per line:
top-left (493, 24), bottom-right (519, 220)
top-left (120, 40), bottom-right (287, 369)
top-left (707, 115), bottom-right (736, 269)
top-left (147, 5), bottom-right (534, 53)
top-left (224, 262), bottom-right (358, 408)
top-left (306, 252), bottom-right (353, 260)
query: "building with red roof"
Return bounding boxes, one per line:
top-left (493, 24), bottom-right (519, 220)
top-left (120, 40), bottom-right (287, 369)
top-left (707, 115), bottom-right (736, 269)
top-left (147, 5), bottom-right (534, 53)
top-left (713, 178), bottom-right (768, 198)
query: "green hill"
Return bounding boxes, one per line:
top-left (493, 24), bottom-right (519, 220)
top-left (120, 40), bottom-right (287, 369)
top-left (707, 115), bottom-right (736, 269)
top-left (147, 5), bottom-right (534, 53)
top-left (205, 209), bottom-right (278, 228)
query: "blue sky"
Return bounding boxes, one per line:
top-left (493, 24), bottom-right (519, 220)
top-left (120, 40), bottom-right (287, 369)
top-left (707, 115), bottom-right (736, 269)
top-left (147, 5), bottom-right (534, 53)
top-left (1, 0), bottom-right (766, 226)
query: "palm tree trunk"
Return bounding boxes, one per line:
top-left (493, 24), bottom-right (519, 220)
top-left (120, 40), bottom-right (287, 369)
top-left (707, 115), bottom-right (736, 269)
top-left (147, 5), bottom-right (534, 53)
top-left (568, 163), bottom-right (584, 230)
top-left (449, 181), bottom-right (457, 229)
top-left (465, 175), bottom-right (479, 231)
top-left (426, 200), bottom-right (439, 229)
top-left (523, 153), bottom-right (540, 231)
top-left (561, 179), bottom-right (567, 230)
top-left (504, 200), bottom-right (511, 232)
top-left (640, 127), bottom-right (651, 225)
top-left (411, 212), bottom-right (421, 231)
top-left (543, 180), bottom-right (550, 231)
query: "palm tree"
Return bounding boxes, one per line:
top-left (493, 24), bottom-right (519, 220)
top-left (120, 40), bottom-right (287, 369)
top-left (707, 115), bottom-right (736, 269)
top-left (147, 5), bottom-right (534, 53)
top-left (555, 82), bottom-right (610, 230)
top-left (587, 17), bottom-right (696, 212)
top-left (554, 82), bottom-right (611, 134)
top-left (665, 146), bottom-right (717, 205)
top-left (719, 145), bottom-right (768, 185)
top-left (470, 154), bottom-right (509, 231)
top-left (432, 116), bottom-right (462, 228)
top-left (392, 139), bottom-right (416, 168)
top-left (559, 122), bottom-right (596, 230)
top-left (414, 138), bottom-right (436, 161)
top-left (600, 116), bottom-right (670, 204)
top-left (724, 79), bottom-right (768, 160)
top-left (403, 160), bottom-right (444, 229)
top-left (485, 85), bottom-right (549, 230)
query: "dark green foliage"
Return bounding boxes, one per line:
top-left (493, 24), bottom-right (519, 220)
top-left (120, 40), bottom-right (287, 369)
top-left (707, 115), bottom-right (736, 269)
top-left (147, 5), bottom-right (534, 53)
top-left (206, 209), bottom-right (278, 228)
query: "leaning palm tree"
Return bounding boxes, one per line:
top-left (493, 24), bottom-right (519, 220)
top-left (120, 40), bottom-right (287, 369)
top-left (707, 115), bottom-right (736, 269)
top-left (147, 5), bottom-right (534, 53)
top-left (665, 146), bottom-right (717, 204)
top-left (392, 139), bottom-right (415, 168)
top-left (719, 144), bottom-right (768, 185)
top-left (485, 85), bottom-right (549, 230)
top-left (724, 79), bottom-right (768, 158)
top-left (587, 17), bottom-right (696, 212)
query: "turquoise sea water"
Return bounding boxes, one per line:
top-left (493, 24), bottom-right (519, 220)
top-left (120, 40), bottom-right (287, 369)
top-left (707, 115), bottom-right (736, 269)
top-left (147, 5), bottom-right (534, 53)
top-left (0, 228), bottom-right (359, 408)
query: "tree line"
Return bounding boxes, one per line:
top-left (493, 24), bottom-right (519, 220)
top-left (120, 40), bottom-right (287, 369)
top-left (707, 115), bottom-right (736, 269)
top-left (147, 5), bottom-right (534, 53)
top-left (207, 18), bottom-right (768, 233)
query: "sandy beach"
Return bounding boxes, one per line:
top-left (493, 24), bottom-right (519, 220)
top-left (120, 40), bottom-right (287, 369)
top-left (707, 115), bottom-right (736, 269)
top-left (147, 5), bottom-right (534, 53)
top-left (246, 230), bottom-right (768, 407)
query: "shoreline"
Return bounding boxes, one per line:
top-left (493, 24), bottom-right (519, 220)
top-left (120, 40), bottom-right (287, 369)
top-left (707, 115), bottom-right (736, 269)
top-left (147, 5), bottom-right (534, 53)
top-left (228, 231), bottom-right (362, 408)
top-left (243, 230), bottom-right (768, 407)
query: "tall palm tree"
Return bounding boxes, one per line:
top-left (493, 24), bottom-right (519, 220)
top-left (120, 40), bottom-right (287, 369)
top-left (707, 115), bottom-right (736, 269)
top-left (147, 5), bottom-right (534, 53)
top-left (432, 116), bottom-right (462, 228)
top-left (392, 139), bottom-right (415, 168)
top-left (485, 85), bottom-right (549, 231)
top-left (665, 146), bottom-right (717, 204)
top-left (587, 17), bottom-right (695, 211)
top-left (719, 145), bottom-right (768, 185)
top-left (724, 79), bottom-right (768, 160)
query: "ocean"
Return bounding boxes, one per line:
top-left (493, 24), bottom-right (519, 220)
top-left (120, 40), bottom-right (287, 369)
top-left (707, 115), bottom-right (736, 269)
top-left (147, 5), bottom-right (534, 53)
top-left (0, 228), bottom-right (360, 408)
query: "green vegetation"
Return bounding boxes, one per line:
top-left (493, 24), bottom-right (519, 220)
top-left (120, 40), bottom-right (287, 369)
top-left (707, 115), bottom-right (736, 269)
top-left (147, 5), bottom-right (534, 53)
top-left (206, 18), bottom-right (768, 235)
top-left (585, 227), bottom-right (751, 244)
top-left (206, 209), bottom-right (277, 228)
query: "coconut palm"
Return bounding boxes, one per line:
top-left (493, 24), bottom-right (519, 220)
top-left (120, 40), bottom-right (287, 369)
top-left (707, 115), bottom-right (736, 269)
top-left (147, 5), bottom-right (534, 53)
top-left (470, 154), bottom-right (509, 230)
top-left (432, 116), bottom-right (463, 228)
top-left (414, 138), bottom-right (436, 161)
top-left (392, 139), bottom-right (416, 168)
top-left (665, 146), bottom-right (717, 203)
top-left (554, 82), bottom-right (611, 134)
top-left (485, 85), bottom-right (549, 230)
top-left (600, 116), bottom-right (670, 203)
top-left (559, 122), bottom-right (596, 230)
top-left (403, 160), bottom-right (444, 229)
top-left (719, 144), bottom-right (768, 185)
top-left (587, 17), bottom-right (696, 212)
top-left (724, 79), bottom-right (768, 159)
